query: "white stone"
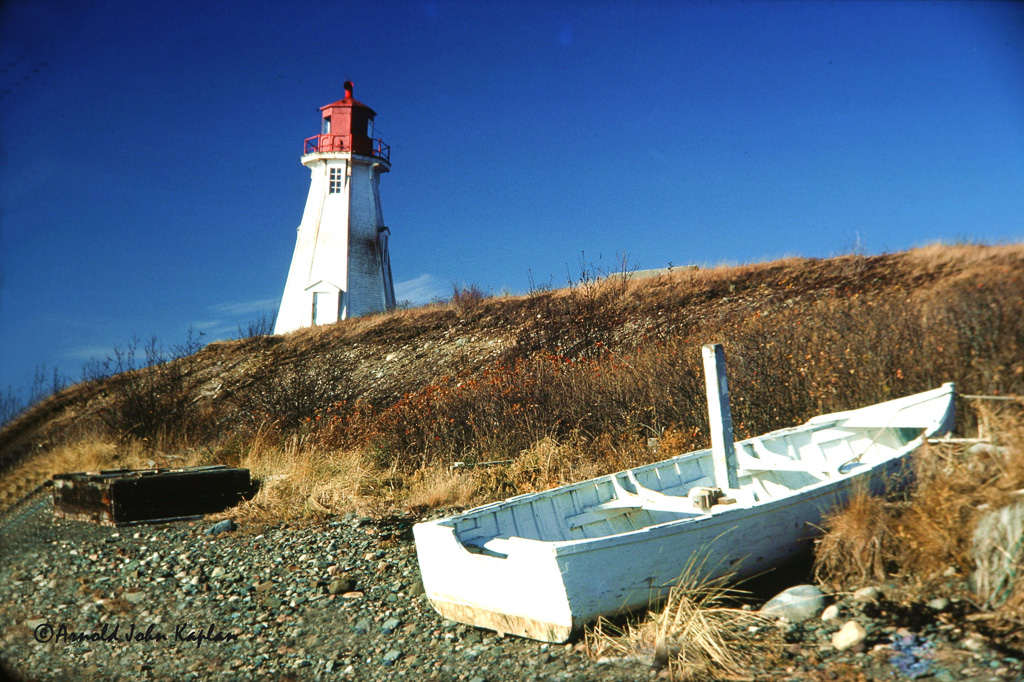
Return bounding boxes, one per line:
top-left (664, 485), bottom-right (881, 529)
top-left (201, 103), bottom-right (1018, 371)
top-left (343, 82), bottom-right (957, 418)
top-left (832, 620), bottom-right (867, 651)
top-left (821, 604), bottom-right (840, 621)
top-left (760, 585), bottom-right (826, 622)
top-left (963, 635), bottom-right (986, 651)
top-left (852, 586), bottom-right (883, 602)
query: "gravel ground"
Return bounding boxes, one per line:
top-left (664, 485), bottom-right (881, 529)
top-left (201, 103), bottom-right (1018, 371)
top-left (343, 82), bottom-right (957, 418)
top-left (1, 491), bottom-right (1021, 681)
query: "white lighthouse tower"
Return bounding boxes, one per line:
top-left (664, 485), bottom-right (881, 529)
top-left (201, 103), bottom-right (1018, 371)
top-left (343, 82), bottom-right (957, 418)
top-left (274, 82), bottom-right (396, 334)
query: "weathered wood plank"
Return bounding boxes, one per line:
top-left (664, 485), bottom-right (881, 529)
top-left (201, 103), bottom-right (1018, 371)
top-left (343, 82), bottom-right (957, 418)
top-left (702, 343), bottom-right (740, 489)
top-left (52, 466), bottom-right (252, 526)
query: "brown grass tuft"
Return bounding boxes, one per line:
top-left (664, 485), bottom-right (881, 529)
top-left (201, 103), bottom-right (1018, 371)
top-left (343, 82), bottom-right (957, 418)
top-left (506, 436), bottom-right (601, 492)
top-left (229, 434), bottom-right (387, 521)
top-left (45, 437), bottom-right (212, 474)
top-left (814, 489), bottom-right (901, 590)
top-left (814, 399), bottom-right (1024, 611)
top-left (587, 556), bottom-right (781, 680)
top-left (403, 465), bottom-right (491, 510)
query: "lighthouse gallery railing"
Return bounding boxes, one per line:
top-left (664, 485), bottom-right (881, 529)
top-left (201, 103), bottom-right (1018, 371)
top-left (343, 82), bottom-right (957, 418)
top-left (304, 135), bottom-right (390, 163)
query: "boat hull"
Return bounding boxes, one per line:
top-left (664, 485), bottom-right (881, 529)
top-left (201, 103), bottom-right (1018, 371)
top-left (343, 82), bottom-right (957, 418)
top-left (414, 383), bottom-right (955, 642)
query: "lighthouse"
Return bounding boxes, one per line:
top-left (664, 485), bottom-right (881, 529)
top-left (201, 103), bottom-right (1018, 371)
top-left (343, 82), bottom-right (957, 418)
top-left (274, 82), bottom-right (396, 334)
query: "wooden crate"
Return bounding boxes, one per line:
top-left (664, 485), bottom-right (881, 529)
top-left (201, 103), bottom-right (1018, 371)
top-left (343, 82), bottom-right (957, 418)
top-left (52, 466), bottom-right (252, 526)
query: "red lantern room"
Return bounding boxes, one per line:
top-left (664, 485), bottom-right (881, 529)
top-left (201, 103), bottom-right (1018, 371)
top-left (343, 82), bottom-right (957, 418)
top-left (304, 81), bottom-right (390, 162)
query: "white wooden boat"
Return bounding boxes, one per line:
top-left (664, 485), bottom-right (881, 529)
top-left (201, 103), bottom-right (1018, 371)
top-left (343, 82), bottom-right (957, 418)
top-left (413, 382), bottom-right (956, 642)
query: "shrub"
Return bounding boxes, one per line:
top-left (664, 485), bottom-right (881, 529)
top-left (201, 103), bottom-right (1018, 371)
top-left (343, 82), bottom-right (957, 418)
top-left (97, 334), bottom-right (206, 445)
top-left (236, 310), bottom-right (277, 339)
top-left (449, 283), bottom-right (488, 318)
top-left (231, 350), bottom-right (352, 435)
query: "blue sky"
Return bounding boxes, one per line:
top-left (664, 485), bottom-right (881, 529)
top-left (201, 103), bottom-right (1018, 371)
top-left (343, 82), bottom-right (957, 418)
top-left (1, 0), bottom-right (1022, 398)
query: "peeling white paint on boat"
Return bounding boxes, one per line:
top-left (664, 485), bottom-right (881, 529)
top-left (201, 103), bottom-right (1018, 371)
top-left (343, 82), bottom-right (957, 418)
top-left (413, 383), bottom-right (956, 642)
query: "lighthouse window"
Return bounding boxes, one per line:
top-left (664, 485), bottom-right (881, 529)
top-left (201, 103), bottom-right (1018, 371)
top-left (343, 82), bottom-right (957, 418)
top-left (322, 117), bottom-right (331, 134)
top-left (329, 167), bottom-right (343, 194)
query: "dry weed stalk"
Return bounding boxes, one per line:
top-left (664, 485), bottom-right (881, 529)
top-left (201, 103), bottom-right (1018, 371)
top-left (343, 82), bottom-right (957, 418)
top-left (587, 556), bottom-right (779, 681)
top-left (814, 489), bottom-right (901, 590)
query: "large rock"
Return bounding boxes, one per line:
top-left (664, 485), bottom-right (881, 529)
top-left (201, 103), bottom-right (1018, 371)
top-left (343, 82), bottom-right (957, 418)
top-left (760, 584), bottom-right (826, 622)
top-left (205, 519), bottom-right (237, 535)
top-left (972, 494), bottom-right (1024, 608)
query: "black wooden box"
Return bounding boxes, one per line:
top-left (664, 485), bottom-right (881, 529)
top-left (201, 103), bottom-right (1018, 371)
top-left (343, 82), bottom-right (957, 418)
top-left (52, 465), bottom-right (251, 526)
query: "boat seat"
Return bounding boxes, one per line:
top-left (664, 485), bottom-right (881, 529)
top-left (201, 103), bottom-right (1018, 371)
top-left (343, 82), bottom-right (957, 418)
top-left (565, 473), bottom-right (709, 529)
top-left (462, 536), bottom-right (516, 558)
top-left (736, 439), bottom-right (838, 478)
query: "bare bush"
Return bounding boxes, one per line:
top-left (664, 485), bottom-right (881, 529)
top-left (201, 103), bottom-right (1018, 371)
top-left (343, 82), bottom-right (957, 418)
top-left (236, 310), bottom-right (277, 340)
top-left (0, 386), bottom-right (23, 428)
top-left (449, 283), bottom-right (488, 318)
top-left (232, 351), bottom-right (351, 434)
top-left (96, 331), bottom-right (207, 445)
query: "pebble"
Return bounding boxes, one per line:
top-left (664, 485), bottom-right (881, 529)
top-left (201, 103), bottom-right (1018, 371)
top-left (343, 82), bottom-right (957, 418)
top-left (832, 620), bottom-right (868, 651)
top-left (821, 604), bottom-right (840, 622)
top-left (1, 493), bottom-right (1021, 681)
top-left (123, 590), bottom-right (146, 604)
top-left (963, 635), bottom-right (987, 651)
top-left (852, 586), bottom-right (883, 602)
top-left (328, 578), bottom-right (354, 595)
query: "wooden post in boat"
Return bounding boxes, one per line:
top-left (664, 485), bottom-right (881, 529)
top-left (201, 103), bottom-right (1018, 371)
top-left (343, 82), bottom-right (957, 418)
top-left (702, 343), bottom-right (739, 490)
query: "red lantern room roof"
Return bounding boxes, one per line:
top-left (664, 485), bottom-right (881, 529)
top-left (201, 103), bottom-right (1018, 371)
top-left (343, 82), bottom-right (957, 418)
top-left (304, 81), bottom-right (389, 163)
top-left (321, 81), bottom-right (376, 117)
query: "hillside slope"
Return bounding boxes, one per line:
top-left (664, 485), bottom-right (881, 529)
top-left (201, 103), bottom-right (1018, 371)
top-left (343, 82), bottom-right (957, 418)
top-left (1, 243), bottom-right (1022, 515)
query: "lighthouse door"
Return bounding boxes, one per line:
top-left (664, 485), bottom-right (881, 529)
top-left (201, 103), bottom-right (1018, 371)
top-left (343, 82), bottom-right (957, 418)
top-left (312, 292), bottom-right (339, 325)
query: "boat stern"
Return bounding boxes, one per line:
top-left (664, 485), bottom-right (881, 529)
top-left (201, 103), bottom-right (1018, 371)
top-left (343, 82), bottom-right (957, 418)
top-left (413, 520), bottom-right (576, 642)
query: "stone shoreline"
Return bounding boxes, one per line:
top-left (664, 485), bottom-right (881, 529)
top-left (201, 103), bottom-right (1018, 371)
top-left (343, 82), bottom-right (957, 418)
top-left (0, 492), bottom-right (1020, 681)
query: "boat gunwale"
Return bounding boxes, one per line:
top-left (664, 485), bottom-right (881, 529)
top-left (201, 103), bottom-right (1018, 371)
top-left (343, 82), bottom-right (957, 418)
top-left (418, 383), bottom-right (954, 554)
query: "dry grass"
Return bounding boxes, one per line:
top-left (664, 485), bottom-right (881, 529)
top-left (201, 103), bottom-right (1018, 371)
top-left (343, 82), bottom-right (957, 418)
top-left (506, 436), bottom-right (606, 492)
top-left (814, 488), bottom-right (901, 590)
top-left (43, 436), bottom-right (213, 474)
top-left (896, 402), bottom-right (1024, 581)
top-left (5, 243), bottom-right (1024, 523)
top-left (403, 466), bottom-right (493, 511)
top-left (403, 435), bottom-right (645, 513)
top-left (586, 556), bottom-right (781, 681)
top-left (813, 400), bottom-right (1024, 607)
top-left (228, 431), bottom-right (389, 521)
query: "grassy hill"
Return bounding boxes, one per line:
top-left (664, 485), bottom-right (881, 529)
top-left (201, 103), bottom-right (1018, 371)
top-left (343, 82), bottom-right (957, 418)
top-left (1, 243), bottom-right (1022, 517)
